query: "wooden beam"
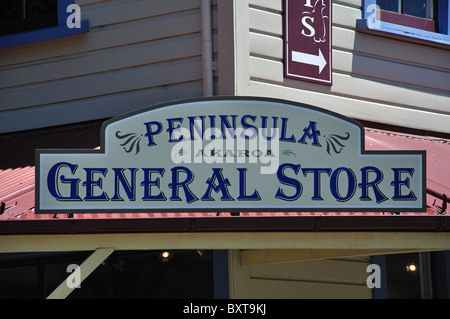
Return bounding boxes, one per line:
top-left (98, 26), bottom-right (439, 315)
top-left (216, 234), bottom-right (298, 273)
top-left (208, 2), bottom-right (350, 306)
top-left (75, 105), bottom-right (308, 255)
top-left (46, 247), bottom-right (114, 299)
top-left (0, 232), bottom-right (449, 253)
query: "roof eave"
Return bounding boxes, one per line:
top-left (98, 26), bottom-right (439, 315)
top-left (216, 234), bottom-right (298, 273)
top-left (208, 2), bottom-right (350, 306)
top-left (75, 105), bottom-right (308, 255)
top-left (0, 215), bottom-right (448, 235)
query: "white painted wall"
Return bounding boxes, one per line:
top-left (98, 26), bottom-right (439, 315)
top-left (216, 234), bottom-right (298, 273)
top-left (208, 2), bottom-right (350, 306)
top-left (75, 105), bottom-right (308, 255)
top-left (1, 0), bottom-right (448, 135)
top-left (229, 250), bottom-right (372, 299)
top-left (230, 0), bottom-right (450, 134)
top-left (0, 0), bottom-right (218, 133)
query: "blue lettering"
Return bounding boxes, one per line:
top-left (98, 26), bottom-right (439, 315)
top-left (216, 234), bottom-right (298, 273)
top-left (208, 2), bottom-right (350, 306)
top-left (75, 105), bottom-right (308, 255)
top-left (47, 162), bottom-right (81, 201)
top-left (330, 167), bottom-right (356, 202)
top-left (188, 116), bottom-right (205, 140)
top-left (261, 116), bottom-right (278, 140)
top-left (168, 166), bottom-right (198, 203)
top-left (144, 121), bottom-right (163, 146)
top-left (141, 168), bottom-right (166, 200)
top-left (83, 168), bottom-right (109, 201)
top-left (358, 166), bottom-right (388, 203)
top-left (166, 117), bottom-right (184, 142)
top-left (219, 115), bottom-right (237, 138)
top-left (302, 168), bottom-right (332, 200)
top-left (208, 115), bottom-right (217, 139)
top-left (275, 163), bottom-right (303, 201)
top-left (240, 115), bottom-right (258, 139)
top-left (111, 168), bottom-right (138, 201)
top-left (237, 168), bottom-right (260, 201)
top-left (280, 117), bottom-right (296, 142)
top-left (391, 168), bottom-right (417, 201)
top-left (298, 121), bottom-right (321, 146)
top-left (201, 168), bottom-right (234, 201)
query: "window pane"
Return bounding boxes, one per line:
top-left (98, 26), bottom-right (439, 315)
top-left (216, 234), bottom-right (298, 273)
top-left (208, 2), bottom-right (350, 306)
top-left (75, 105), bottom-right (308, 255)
top-left (0, 0), bottom-right (23, 23)
top-left (377, 0), bottom-right (400, 13)
top-left (0, 266), bottom-right (41, 298)
top-left (26, 0), bottom-right (58, 18)
top-left (386, 253), bottom-right (422, 299)
top-left (0, 0), bottom-right (58, 36)
top-left (403, 0), bottom-right (433, 19)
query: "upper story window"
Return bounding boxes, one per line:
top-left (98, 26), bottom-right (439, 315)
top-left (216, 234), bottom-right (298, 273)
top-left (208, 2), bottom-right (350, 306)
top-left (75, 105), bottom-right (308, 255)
top-left (357, 0), bottom-right (450, 47)
top-left (0, 0), bottom-right (89, 49)
top-left (378, 0), bottom-right (435, 19)
top-left (0, 0), bottom-right (58, 36)
top-left (377, 0), bottom-right (436, 31)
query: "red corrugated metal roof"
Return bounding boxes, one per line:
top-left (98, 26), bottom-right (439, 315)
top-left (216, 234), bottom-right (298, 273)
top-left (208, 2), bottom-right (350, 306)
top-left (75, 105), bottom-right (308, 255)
top-left (365, 128), bottom-right (450, 202)
top-left (0, 122), bottom-right (449, 222)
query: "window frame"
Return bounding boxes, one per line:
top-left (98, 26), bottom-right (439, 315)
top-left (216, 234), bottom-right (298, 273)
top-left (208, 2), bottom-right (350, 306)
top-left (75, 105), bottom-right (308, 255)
top-left (357, 0), bottom-right (450, 47)
top-left (0, 0), bottom-right (89, 49)
top-left (378, 0), bottom-right (435, 20)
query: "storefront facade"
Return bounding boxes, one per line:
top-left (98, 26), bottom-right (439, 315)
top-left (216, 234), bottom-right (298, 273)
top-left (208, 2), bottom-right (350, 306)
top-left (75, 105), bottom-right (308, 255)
top-left (0, 0), bottom-right (449, 299)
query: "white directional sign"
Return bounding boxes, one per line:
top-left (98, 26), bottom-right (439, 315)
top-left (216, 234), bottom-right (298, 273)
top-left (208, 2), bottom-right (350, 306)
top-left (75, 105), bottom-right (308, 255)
top-left (285, 0), bottom-right (332, 85)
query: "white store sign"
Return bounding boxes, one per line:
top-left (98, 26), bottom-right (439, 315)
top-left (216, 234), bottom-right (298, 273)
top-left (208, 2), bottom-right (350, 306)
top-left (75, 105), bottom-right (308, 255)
top-left (36, 97), bottom-right (426, 213)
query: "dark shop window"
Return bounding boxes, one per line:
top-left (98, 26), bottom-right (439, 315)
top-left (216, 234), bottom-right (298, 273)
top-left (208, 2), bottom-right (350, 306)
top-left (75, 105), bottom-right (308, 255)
top-left (0, 0), bottom-right (58, 36)
top-left (386, 253), bottom-right (422, 298)
top-left (385, 252), bottom-right (440, 299)
top-left (0, 250), bottom-right (214, 299)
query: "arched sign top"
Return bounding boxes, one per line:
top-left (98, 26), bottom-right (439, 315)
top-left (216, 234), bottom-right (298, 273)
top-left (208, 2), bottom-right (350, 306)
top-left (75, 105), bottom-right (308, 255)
top-left (36, 97), bottom-right (426, 214)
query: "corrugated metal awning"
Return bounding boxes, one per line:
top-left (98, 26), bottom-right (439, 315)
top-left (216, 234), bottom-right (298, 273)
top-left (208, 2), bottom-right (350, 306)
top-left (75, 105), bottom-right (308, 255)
top-left (0, 121), bottom-right (449, 233)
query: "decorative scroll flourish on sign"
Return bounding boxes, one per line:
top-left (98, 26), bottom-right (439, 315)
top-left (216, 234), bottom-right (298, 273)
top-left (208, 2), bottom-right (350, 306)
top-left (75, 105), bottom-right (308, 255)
top-left (324, 132), bottom-right (350, 155)
top-left (115, 131), bottom-right (143, 155)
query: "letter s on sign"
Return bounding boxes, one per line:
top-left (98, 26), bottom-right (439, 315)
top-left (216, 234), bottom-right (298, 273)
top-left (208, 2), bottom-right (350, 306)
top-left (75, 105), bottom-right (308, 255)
top-left (301, 16), bottom-right (315, 37)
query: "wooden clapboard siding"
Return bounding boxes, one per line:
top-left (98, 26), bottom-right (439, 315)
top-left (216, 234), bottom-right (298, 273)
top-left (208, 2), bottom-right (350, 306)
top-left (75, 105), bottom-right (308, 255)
top-left (249, 33), bottom-right (450, 93)
top-left (0, 0), bottom-right (215, 133)
top-left (0, 82), bottom-right (203, 131)
top-left (0, 28), bottom-right (203, 89)
top-left (1, 56), bottom-right (202, 110)
top-left (250, 56), bottom-right (450, 113)
top-left (229, 251), bottom-right (372, 299)
top-left (246, 0), bottom-right (450, 134)
top-left (0, 7), bottom-right (203, 67)
top-left (250, 277), bottom-right (371, 299)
